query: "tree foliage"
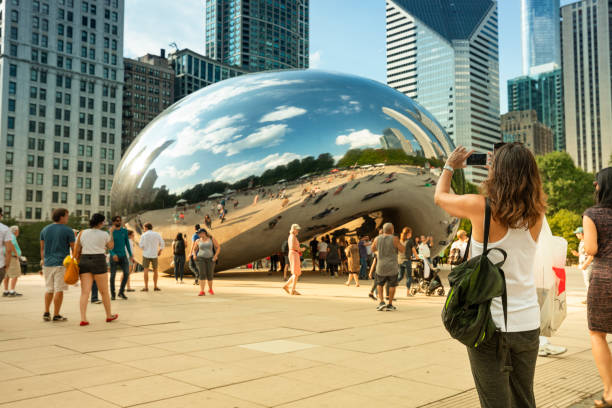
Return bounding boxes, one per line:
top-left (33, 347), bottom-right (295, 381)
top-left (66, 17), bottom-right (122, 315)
top-left (336, 148), bottom-right (444, 168)
top-left (536, 151), bottom-right (595, 215)
top-left (548, 209), bottom-right (582, 262)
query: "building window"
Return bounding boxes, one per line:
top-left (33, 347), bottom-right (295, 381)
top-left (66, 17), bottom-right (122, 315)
top-left (6, 152), bottom-right (14, 165)
top-left (5, 189), bottom-right (13, 201)
top-left (5, 170), bottom-right (13, 184)
top-left (6, 135), bottom-right (15, 147)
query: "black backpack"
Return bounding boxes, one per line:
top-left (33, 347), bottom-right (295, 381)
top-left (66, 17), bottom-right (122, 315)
top-left (442, 199), bottom-right (508, 348)
top-left (174, 239), bottom-right (185, 255)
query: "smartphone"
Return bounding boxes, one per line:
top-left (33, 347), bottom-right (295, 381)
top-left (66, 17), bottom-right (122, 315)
top-left (466, 153), bottom-right (487, 166)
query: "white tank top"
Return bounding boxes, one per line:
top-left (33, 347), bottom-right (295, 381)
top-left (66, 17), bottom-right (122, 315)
top-left (471, 227), bottom-right (540, 332)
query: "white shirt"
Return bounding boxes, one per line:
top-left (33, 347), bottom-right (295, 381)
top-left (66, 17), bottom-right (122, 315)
top-left (472, 227), bottom-right (540, 332)
top-left (139, 230), bottom-right (165, 258)
top-left (318, 241), bottom-right (328, 253)
top-left (418, 243), bottom-right (430, 258)
top-left (0, 223), bottom-right (11, 268)
top-left (79, 229), bottom-right (110, 254)
top-left (451, 240), bottom-right (468, 258)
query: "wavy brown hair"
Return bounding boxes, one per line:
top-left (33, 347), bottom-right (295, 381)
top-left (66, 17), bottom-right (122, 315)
top-left (480, 143), bottom-right (546, 229)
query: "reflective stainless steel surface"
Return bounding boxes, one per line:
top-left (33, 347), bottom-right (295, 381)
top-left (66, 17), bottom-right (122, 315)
top-left (111, 70), bottom-right (460, 272)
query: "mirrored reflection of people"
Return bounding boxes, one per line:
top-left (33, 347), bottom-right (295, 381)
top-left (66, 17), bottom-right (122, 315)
top-left (253, 194), bottom-right (259, 205)
top-left (204, 214), bottom-right (212, 230)
top-left (139, 223), bottom-right (164, 292)
top-left (582, 167), bottom-right (612, 408)
top-left (40, 208), bottom-right (75, 322)
top-left (345, 238), bottom-right (360, 287)
top-left (434, 144), bottom-right (546, 408)
top-left (283, 224), bottom-right (306, 295)
top-left (372, 223), bottom-right (404, 311)
top-left (3, 226), bottom-right (23, 297)
top-left (191, 228), bottom-right (220, 296)
top-left (572, 226), bottom-right (594, 304)
top-left (75, 213), bottom-right (118, 326)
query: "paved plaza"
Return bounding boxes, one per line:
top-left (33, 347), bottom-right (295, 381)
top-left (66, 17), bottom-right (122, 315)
top-left (0, 266), bottom-right (607, 407)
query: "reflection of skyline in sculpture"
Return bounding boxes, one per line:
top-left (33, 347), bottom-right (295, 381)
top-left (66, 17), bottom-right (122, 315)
top-left (111, 70), bottom-right (458, 272)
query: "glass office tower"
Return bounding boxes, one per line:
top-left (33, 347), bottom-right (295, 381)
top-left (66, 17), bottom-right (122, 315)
top-left (508, 68), bottom-right (565, 151)
top-left (205, 0), bottom-right (309, 72)
top-left (386, 0), bottom-right (500, 182)
top-left (521, 0), bottom-right (561, 75)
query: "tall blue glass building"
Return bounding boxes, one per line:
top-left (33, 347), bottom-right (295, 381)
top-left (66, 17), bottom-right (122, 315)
top-left (385, 0), bottom-right (500, 182)
top-left (521, 0), bottom-right (561, 75)
top-left (204, 0), bottom-right (309, 72)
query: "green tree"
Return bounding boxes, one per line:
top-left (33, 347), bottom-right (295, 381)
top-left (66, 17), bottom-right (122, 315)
top-left (536, 151), bottom-right (595, 214)
top-left (548, 209), bottom-right (582, 263)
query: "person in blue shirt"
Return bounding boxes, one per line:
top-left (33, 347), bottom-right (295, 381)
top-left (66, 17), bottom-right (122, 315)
top-left (108, 215), bottom-right (133, 300)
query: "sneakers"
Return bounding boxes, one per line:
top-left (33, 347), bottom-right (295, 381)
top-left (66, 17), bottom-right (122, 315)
top-left (8, 291), bottom-right (22, 297)
top-left (91, 299), bottom-right (102, 304)
top-left (154, 287), bottom-right (161, 291)
top-left (2, 291), bottom-right (8, 297)
top-left (208, 289), bottom-right (214, 295)
top-left (376, 302), bottom-right (387, 311)
top-left (52, 315), bottom-right (67, 322)
top-left (198, 291), bottom-right (205, 296)
top-left (43, 312), bottom-right (51, 321)
top-left (539, 343), bottom-right (567, 357)
top-left (386, 304), bottom-right (397, 311)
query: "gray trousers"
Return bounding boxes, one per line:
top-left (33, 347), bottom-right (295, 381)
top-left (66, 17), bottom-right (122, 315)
top-left (467, 328), bottom-right (540, 408)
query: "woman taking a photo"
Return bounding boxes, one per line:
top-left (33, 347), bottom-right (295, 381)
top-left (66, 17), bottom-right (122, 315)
top-left (75, 213), bottom-right (119, 326)
top-left (583, 167), bottom-right (612, 408)
top-left (172, 233), bottom-right (186, 284)
top-left (190, 228), bottom-right (220, 296)
top-left (434, 143), bottom-right (546, 408)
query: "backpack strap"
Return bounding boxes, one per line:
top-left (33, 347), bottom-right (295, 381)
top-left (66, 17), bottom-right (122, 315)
top-left (483, 198), bottom-right (491, 254)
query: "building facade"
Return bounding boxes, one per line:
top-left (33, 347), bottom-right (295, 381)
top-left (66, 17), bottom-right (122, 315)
top-left (521, 0), bottom-right (561, 75)
top-left (507, 68), bottom-right (565, 151)
top-left (122, 51), bottom-right (174, 155)
top-left (385, 0), bottom-right (500, 182)
top-left (561, 0), bottom-right (612, 173)
top-left (0, 0), bottom-right (124, 221)
top-left (204, 0), bottom-right (309, 72)
top-left (168, 48), bottom-right (248, 102)
top-left (501, 110), bottom-right (554, 156)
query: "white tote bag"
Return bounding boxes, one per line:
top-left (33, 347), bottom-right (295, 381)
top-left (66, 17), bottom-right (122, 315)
top-left (534, 217), bottom-right (568, 337)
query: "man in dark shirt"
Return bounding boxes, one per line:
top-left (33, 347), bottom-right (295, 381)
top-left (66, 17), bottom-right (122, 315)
top-left (309, 238), bottom-right (318, 271)
top-left (109, 216), bottom-right (134, 300)
top-left (358, 236), bottom-right (370, 280)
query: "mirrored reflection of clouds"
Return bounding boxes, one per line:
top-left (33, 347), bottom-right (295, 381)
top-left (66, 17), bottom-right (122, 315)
top-left (336, 129), bottom-right (381, 149)
top-left (212, 152), bottom-right (303, 183)
top-left (260, 106), bottom-right (307, 122)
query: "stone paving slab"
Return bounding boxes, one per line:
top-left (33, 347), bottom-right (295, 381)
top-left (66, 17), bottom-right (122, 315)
top-left (0, 267), bottom-right (607, 407)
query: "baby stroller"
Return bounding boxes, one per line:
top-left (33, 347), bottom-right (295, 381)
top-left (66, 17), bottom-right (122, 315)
top-left (409, 258), bottom-right (445, 296)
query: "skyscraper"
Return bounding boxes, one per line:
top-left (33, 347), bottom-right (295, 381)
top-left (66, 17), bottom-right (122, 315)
top-left (386, 0), bottom-right (500, 182)
top-left (204, 0), bottom-right (309, 72)
top-left (122, 51), bottom-right (175, 156)
top-left (0, 0), bottom-right (124, 221)
top-left (521, 0), bottom-right (561, 75)
top-left (507, 68), bottom-right (565, 151)
top-left (561, 0), bottom-right (612, 173)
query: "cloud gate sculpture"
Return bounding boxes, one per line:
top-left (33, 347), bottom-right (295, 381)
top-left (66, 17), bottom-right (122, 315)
top-left (111, 70), bottom-right (461, 272)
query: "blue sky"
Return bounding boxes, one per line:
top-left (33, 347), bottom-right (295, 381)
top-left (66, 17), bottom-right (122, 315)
top-left (125, 0), bottom-right (576, 114)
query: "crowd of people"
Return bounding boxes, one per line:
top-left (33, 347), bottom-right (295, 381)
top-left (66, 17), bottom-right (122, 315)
top-left (0, 144), bottom-right (610, 408)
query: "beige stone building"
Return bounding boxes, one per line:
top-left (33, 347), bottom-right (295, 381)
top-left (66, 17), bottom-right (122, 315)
top-left (501, 110), bottom-right (554, 156)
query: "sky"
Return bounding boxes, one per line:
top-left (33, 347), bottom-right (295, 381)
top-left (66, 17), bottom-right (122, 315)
top-left (125, 0), bottom-right (577, 114)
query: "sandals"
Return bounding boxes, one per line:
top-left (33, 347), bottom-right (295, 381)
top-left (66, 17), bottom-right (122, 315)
top-left (282, 286), bottom-right (290, 294)
top-left (291, 290), bottom-right (301, 296)
top-left (595, 397), bottom-right (612, 408)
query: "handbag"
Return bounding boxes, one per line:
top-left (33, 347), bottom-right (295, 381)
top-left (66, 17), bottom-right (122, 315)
top-left (63, 255), bottom-right (79, 285)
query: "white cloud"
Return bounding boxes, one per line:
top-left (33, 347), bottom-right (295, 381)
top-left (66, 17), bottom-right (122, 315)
top-left (260, 106), bottom-right (307, 123)
top-left (158, 163), bottom-right (200, 179)
top-left (335, 129), bottom-right (381, 149)
top-left (163, 114), bottom-right (245, 158)
top-left (214, 124), bottom-right (288, 156)
top-left (310, 50), bottom-right (322, 69)
top-left (212, 152), bottom-right (303, 182)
